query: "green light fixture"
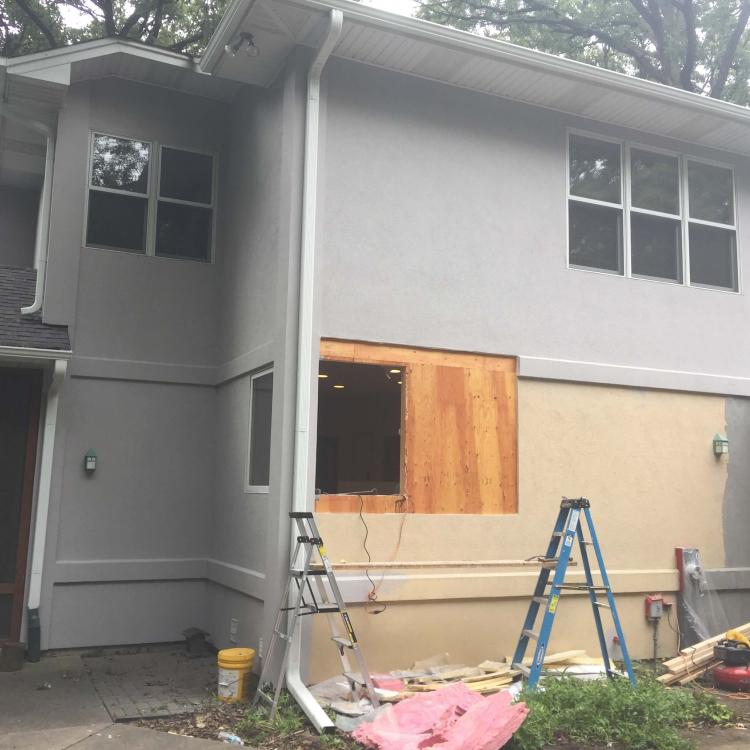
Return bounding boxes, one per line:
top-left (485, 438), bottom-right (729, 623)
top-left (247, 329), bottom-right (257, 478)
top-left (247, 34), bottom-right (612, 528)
top-left (713, 434), bottom-right (729, 456)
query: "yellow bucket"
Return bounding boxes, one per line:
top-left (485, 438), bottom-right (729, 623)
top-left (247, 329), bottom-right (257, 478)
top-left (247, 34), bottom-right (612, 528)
top-left (217, 647), bottom-right (255, 703)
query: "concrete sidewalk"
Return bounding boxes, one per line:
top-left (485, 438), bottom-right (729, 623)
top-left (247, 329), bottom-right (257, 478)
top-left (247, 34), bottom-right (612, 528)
top-left (0, 651), bottom-right (230, 750)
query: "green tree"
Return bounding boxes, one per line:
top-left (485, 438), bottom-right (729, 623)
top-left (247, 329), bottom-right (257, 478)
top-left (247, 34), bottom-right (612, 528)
top-left (1, 0), bottom-right (229, 57)
top-left (416, 0), bottom-right (750, 104)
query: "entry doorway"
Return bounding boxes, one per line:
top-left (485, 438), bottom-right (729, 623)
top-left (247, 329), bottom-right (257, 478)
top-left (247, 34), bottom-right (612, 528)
top-left (0, 368), bottom-right (41, 642)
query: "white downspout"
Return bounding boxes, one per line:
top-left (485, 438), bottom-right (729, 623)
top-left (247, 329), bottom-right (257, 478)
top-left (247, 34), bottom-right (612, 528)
top-left (285, 8), bottom-right (343, 734)
top-left (0, 107), bottom-right (55, 316)
top-left (27, 359), bottom-right (66, 611)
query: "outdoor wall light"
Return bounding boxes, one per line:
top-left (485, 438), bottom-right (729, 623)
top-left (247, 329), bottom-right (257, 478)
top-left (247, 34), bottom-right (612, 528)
top-left (224, 32), bottom-right (260, 58)
top-left (84, 449), bottom-right (97, 473)
top-left (713, 433), bottom-right (729, 456)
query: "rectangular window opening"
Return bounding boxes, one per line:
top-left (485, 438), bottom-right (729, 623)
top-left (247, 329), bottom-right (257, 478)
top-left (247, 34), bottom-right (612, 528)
top-left (568, 132), bottom-right (739, 292)
top-left (247, 369), bottom-right (273, 491)
top-left (86, 133), bottom-right (215, 262)
top-left (315, 361), bottom-right (403, 497)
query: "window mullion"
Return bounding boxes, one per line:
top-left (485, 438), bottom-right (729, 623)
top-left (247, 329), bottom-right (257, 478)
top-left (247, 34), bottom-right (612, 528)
top-left (681, 155), bottom-right (691, 286)
top-left (145, 143), bottom-right (160, 257)
top-left (623, 142), bottom-right (631, 278)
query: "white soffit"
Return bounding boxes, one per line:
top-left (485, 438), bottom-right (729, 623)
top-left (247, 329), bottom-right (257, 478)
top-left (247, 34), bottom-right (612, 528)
top-left (209, 0), bottom-right (750, 156)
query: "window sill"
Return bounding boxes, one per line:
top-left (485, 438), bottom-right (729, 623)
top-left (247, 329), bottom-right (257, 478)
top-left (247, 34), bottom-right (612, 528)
top-left (244, 485), bottom-right (270, 495)
top-left (315, 494), bottom-right (406, 513)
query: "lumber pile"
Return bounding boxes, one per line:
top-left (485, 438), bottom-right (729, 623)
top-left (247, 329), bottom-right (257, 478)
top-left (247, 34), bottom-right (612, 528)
top-left (658, 621), bottom-right (750, 686)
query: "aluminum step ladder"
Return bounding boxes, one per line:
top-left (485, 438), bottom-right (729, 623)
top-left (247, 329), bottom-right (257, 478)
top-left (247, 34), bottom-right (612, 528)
top-left (253, 511), bottom-right (380, 720)
top-left (512, 497), bottom-right (637, 689)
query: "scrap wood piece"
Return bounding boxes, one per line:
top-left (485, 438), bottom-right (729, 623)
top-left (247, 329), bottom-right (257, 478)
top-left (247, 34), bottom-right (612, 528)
top-left (317, 558), bottom-right (576, 570)
top-left (506, 649), bottom-right (587, 666)
top-left (478, 660), bottom-right (506, 673)
top-left (678, 622), bottom-right (750, 656)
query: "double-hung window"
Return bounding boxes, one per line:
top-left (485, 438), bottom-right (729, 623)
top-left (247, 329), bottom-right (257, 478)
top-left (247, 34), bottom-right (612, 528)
top-left (86, 133), bottom-right (216, 262)
top-left (567, 132), bottom-right (738, 291)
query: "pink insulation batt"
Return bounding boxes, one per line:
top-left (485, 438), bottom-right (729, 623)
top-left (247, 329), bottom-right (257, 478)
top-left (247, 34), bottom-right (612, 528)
top-left (352, 683), bottom-right (528, 750)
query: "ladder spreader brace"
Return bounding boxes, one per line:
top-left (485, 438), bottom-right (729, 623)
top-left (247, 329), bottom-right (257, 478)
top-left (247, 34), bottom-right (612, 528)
top-left (253, 512), bottom-right (380, 723)
top-left (512, 497), bottom-right (637, 689)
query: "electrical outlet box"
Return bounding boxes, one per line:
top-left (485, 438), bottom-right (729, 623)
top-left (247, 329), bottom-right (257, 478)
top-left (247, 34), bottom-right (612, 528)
top-left (229, 618), bottom-right (239, 644)
top-left (645, 593), bottom-right (664, 620)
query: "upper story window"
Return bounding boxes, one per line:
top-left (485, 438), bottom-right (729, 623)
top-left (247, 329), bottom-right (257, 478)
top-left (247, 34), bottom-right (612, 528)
top-left (86, 133), bottom-right (216, 262)
top-left (568, 132), bottom-right (738, 292)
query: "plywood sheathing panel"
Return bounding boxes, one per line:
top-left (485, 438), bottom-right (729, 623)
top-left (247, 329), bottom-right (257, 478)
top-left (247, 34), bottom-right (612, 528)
top-left (318, 339), bottom-right (518, 514)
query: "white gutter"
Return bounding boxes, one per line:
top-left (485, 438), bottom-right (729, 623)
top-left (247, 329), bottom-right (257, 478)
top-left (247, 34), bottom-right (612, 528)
top-left (0, 106), bottom-right (56, 316)
top-left (286, 8), bottom-right (343, 735)
top-left (27, 359), bottom-right (67, 611)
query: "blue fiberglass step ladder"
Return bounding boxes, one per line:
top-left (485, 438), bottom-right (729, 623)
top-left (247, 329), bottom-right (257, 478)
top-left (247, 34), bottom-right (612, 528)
top-left (512, 497), bottom-right (637, 689)
top-left (254, 512), bottom-right (379, 721)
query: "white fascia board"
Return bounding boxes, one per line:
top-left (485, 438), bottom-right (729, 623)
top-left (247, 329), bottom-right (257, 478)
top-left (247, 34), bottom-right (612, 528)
top-left (8, 39), bottom-right (196, 81)
top-left (249, 0), bottom-right (750, 128)
top-left (0, 345), bottom-right (72, 363)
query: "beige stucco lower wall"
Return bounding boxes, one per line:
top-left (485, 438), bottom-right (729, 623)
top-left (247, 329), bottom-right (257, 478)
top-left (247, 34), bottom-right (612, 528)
top-left (309, 380), bottom-right (728, 681)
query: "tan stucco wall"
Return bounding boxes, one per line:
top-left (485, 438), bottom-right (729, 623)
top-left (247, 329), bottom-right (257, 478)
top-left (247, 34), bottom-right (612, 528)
top-left (309, 380), bottom-right (728, 681)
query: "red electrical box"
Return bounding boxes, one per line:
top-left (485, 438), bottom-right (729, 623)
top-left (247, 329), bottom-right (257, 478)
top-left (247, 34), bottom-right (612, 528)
top-left (645, 594), bottom-right (664, 620)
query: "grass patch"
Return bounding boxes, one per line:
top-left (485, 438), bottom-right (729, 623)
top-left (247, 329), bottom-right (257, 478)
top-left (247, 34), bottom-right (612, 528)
top-left (235, 691), bottom-right (363, 749)
top-left (510, 676), bottom-right (734, 750)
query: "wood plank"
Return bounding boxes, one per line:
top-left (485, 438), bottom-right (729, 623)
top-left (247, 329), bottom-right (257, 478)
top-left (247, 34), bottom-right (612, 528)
top-left (405, 363), bottom-right (517, 514)
top-left (320, 339), bottom-right (516, 373)
top-left (314, 495), bottom-right (407, 514)
top-left (318, 558), bottom-right (571, 570)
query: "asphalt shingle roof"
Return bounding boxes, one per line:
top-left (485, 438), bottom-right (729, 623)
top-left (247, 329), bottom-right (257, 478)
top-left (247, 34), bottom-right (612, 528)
top-left (0, 265), bottom-right (71, 352)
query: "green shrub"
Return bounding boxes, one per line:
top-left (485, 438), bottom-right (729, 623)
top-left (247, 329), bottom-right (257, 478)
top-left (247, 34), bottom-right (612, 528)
top-left (510, 676), bottom-right (733, 750)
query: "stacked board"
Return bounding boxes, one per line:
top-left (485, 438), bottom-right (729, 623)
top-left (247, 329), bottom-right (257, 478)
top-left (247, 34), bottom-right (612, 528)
top-left (658, 622), bottom-right (750, 686)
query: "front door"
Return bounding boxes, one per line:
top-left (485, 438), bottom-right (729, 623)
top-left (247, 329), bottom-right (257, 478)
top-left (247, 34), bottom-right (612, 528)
top-left (0, 369), bottom-right (41, 643)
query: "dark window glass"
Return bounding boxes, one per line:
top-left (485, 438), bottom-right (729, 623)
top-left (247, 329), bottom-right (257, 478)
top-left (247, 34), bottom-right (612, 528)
top-left (91, 135), bottom-right (149, 193)
top-left (688, 162), bottom-right (734, 225)
top-left (689, 224), bottom-right (737, 291)
top-left (0, 595), bottom-right (11, 640)
top-left (249, 372), bottom-right (273, 487)
top-left (160, 148), bottom-right (213, 204)
top-left (631, 214), bottom-right (682, 282)
top-left (569, 135), bottom-right (621, 204)
top-left (569, 201), bottom-right (623, 273)
top-left (86, 191), bottom-right (147, 253)
top-left (631, 149), bottom-right (679, 215)
top-left (155, 202), bottom-right (212, 261)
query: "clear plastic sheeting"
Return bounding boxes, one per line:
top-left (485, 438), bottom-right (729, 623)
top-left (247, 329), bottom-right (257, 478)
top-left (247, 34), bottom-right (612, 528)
top-left (679, 548), bottom-right (730, 646)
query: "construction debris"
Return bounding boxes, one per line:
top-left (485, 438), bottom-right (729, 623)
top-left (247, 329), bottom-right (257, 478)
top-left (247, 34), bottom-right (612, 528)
top-left (659, 621), bottom-right (750, 686)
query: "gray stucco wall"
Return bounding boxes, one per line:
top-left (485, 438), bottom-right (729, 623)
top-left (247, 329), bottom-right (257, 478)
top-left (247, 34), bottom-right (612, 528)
top-left (0, 186), bottom-right (38, 268)
top-left (317, 59), bottom-right (750, 395)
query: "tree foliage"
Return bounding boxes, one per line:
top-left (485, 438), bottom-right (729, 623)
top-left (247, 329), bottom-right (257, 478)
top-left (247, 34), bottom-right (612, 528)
top-left (417, 0), bottom-right (750, 104)
top-left (1, 0), bottom-right (229, 57)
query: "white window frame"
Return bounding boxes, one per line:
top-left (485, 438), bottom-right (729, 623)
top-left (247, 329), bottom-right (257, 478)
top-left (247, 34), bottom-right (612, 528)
top-left (566, 128), bottom-right (741, 294)
top-left (245, 366), bottom-right (274, 495)
top-left (84, 131), bottom-right (218, 263)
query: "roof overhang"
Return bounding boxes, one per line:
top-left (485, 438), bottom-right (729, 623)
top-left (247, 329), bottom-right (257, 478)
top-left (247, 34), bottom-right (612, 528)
top-left (202, 0), bottom-right (750, 156)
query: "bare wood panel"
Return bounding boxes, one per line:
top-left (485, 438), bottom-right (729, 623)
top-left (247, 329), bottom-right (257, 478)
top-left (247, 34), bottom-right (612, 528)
top-left (320, 339), bottom-right (516, 373)
top-left (404, 364), bottom-right (517, 514)
top-left (315, 494), bottom-right (407, 514)
top-left (318, 339), bottom-right (518, 515)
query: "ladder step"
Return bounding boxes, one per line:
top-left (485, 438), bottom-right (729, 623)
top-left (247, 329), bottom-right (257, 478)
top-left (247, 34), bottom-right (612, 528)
top-left (289, 511), bottom-right (314, 519)
top-left (332, 636), bottom-right (354, 649)
top-left (556, 584), bottom-right (610, 592)
top-left (523, 629), bottom-right (539, 641)
top-left (551, 532), bottom-right (563, 537)
top-left (316, 604), bottom-right (341, 613)
top-left (593, 601), bottom-right (611, 609)
top-left (290, 568), bottom-right (328, 577)
top-left (532, 596), bottom-right (548, 606)
top-left (513, 663), bottom-right (531, 677)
